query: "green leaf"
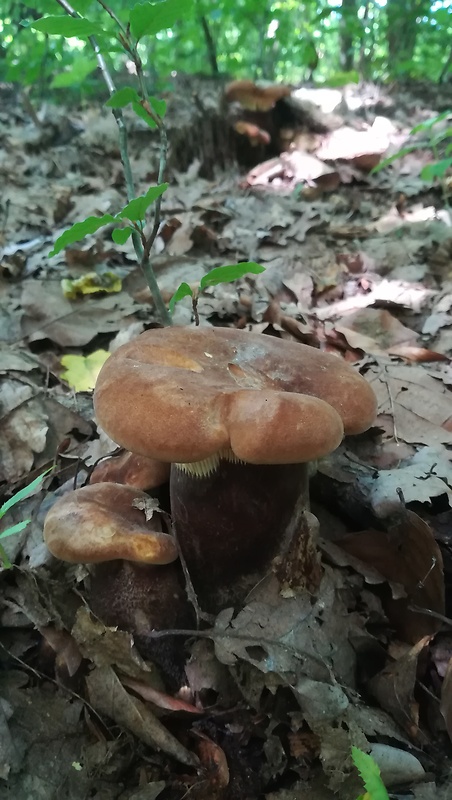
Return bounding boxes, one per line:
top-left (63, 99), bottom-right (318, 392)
top-left (326, 69), bottom-right (359, 87)
top-left (168, 282), bottom-right (193, 313)
top-left (351, 747), bottom-right (390, 800)
top-left (132, 101), bottom-right (158, 128)
top-left (371, 145), bottom-right (419, 173)
top-left (0, 543), bottom-right (12, 569)
top-left (60, 350), bottom-right (110, 392)
top-left (199, 261), bottom-right (265, 290)
top-left (106, 86), bottom-right (140, 108)
top-left (51, 57), bottom-right (97, 87)
top-left (149, 96), bottom-right (167, 117)
top-left (30, 16), bottom-right (106, 37)
top-left (0, 469), bottom-right (53, 519)
top-left (129, 0), bottom-right (193, 41)
top-left (420, 158), bottom-right (452, 181)
top-left (49, 214), bottom-right (116, 257)
top-left (118, 183), bottom-right (168, 222)
top-left (112, 227), bottom-right (133, 244)
top-left (0, 520), bottom-right (31, 540)
top-left (411, 110), bottom-right (451, 134)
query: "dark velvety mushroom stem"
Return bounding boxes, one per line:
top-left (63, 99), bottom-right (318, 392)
top-left (170, 459), bottom-right (321, 594)
top-left (90, 561), bottom-right (191, 687)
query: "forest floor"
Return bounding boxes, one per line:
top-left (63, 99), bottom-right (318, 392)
top-left (1, 76), bottom-right (452, 800)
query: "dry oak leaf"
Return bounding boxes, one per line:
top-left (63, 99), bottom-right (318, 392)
top-left (86, 666), bottom-right (198, 767)
top-left (366, 360), bottom-right (452, 448)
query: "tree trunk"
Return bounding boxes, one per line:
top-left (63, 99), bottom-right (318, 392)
top-left (339, 0), bottom-right (357, 72)
top-left (199, 15), bottom-right (219, 75)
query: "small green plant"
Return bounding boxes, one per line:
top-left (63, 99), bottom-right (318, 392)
top-left (0, 470), bottom-right (51, 568)
top-left (352, 746), bottom-right (390, 800)
top-left (29, 0), bottom-right (265, 326)
top-left (373, 110), bottom-right (452, 193)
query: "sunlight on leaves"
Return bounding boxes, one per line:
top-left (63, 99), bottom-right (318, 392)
top-left (60, 350), bottom-right (110, 392)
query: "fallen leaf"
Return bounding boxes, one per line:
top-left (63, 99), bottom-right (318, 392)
top-left (367, 637), bottom-right (431, 739)
top-left (86, 665), bottom-right (198, 766)
top-left (337, 510), bottom-right (445, 642)
top-left (61, 270), bottom-right (122, 299)
top-left (60, 349), bottom-right (110, 391)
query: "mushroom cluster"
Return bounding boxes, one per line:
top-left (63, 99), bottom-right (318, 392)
top-left (44, 326), bottom-right (376, 637)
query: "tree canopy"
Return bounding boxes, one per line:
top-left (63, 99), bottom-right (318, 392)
top-left (1, 0), bottom-right (451, 95)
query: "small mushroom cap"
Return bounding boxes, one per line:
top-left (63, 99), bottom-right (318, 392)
top-left (90, 451), bottom-right (170, 490)
top-left (94, 327), bottom-right (377, 466)
top-left (225, 80), bottom-right (291, 111)
top-left (44, 483), bottom-right (178, 565)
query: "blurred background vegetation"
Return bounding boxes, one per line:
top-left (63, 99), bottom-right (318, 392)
top-left (1, 0), bottom-right (451, 97)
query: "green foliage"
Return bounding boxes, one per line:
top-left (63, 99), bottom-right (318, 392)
top-left (351, 747), bottom-right (390, 800)
top-left (30, 15), bottom-right (108, 37)
top-left (2, 0), bottom-right (449, 91)
top-left (49, 183), bottom-right (169, 256)
top-left (129, 0), bottom-right (194, 41)
top-left (169, 262), bottom-right (266, 313)
top-left (374, 110), bottom-right (452, 189)
top-left (0, 470), bottom-right (52, 568)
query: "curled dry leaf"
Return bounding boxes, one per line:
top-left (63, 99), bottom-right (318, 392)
top-left (337, 510), bottom-right (445, 643)
top-left (86, 665), bottom-right (198, 767)
top-left (121, 676), bottom-right (200, 714)
top-left (367, 637), bottom-right (431, 740)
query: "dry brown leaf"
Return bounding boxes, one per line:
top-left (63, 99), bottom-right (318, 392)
top-left (337, 510), bottom-right (444, 642)
top-left (121, 676), bottom-right (199, 714)
top-left (334, 308), bottom-right (418, 355)
top-left (194, 731), bottom-right (230, 792)
top-left (367, 637), bottom-right (431, 739)
top-left (367, 359), bottom-right (452, 447)
top-left (20, 279), bottom-right (138, 347)
top-left (440, 657), bottom-right (452, 742)
top-left (86, 665), bottom-right (198, 767)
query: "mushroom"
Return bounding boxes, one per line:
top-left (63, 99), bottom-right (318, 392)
top-left (225, 80), bottom-right (291, 111)
top-left (43, 483), bottom-right (187, 654)
top-left (94, 327), bottom-right (377, 595)
top-left (90, 450), bottom-right (170, 492)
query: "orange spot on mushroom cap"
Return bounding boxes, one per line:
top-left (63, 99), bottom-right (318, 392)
top-left (94, 327), bottom-right (377, 465)
top-left (44, 483), bottom-right (178, 565)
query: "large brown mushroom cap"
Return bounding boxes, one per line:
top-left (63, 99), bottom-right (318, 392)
top-left (94, 327), bottom-right (376, 466)
top-left (44, 483), bottom-right (177, 565)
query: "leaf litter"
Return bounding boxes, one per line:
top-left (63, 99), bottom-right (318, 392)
top-left (1, 77), bottom-right (452, 799)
